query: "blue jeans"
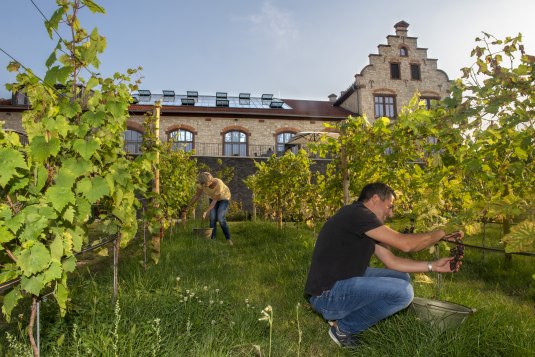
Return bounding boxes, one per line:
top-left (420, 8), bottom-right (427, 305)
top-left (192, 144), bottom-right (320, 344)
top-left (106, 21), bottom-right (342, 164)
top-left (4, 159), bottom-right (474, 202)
top-left (309, 267), bottom-right (413, 334)
top-left (209, 199), bottom-right (231, 240)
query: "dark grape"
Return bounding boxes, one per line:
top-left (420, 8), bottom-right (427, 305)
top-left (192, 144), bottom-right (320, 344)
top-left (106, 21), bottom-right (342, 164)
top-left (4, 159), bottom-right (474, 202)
top-left (449, 234), bottom-right (464, 271)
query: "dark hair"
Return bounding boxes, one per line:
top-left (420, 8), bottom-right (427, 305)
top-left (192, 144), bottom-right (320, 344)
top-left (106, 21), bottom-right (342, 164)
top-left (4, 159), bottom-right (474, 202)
top-left (357, 182), bottom-right (395, 202)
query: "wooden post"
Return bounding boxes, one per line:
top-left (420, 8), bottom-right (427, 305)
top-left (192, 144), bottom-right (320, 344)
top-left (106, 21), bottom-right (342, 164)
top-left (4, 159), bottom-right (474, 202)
top-left (151, 102), bottom-right (162, 262)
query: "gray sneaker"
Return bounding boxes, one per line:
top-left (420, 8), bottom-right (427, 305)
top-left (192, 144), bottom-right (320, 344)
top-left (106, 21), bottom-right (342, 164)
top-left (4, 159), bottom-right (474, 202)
top-left (328, 325), bottom-right (359, 348)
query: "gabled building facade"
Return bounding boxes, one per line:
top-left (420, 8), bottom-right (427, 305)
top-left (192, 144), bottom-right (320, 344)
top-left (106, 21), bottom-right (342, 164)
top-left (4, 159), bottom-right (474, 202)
top-left (333, 21), bottom-right (451, 120)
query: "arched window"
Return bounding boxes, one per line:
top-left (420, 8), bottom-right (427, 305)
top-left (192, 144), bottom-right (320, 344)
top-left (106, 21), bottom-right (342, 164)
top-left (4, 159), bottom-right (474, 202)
top-left (169, 129), bottom-right (194, 152)
top-left (124, 129), bottom-right (143, 155)
top-left (276, 132), bottom-right (297, 154)
top-left (400, 47), bottom-right (408, 57)
top-left (224, 130), bottom-right (247, 156)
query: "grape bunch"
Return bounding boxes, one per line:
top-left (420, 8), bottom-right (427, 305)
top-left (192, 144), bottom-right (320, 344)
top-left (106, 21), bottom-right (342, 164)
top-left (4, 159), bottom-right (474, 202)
top-left (449, 233), bottom-right (464, 271)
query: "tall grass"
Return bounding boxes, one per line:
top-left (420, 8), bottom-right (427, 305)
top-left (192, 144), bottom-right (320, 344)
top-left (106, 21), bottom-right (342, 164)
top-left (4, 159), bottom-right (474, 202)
top-left (1, 221), bottom-right (533, 356)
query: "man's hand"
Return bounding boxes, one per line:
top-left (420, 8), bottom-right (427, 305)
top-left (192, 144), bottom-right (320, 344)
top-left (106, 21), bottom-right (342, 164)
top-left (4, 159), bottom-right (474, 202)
top-left (443, 231), bottom-right (464, 242)
top-left (202, 210), bottom-right (209, 219)
top-left (432, 256), bottom-right (463, 273)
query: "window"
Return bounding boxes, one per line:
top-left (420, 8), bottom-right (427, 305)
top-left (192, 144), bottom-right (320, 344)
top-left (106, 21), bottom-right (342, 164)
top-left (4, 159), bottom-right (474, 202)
top-left (276, 132), bottom-right (297, 154)
top-left (124, 129), bottom-right (143, 154)
top-left (224, 131), bottom-right (247, 156)
top-left (374, 95), bottom-right (396, 118)
top-left (411, 64), bottom-right (421, 80)
top-left (169, 129), bottom-right (194, 152)
top-left (390, 63), bottom-right (401, 79)
top-left (400, 47), bottom-right (408, 57)
top-left (420, 97), bottom-right (439, 110)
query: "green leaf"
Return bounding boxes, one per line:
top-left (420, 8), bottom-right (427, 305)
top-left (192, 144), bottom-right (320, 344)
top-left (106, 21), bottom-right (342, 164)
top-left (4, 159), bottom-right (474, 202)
top-left (44, 66), bottom-right (59, 85)
top-left (21, 274), bottom-right (46, 296)
top-left (34, 164), bottom-right (49, 193)
top-left (0, 225), bottom-right (15, 244)
top-left (82, 0), bottom-right (106, 13)
top-left (81, 110), bottom-right (105, 127)
top-left (43, 115), bottom-right (70, 137)
top-left (56, 281), bottom-right (68, 316)
top-left (63, 205), bottom-right (75, 223)
top-left (17, 242), bottom-right (51, 276)
top-left (63, 157), bottom-right (93, 177)
top-left (56, 66), bottom-right (74, 85)
top-left (59, 100), bottom-right (82, 118)
top-left (85, 77), bottom-right (99, 92)
top-left (46, 184), bottom-right (75, 213)
top-left (46, 8), bottom-right (65, 39)
top-left (62, 256), bottom-right (76, 273)
top-left (0, 270), bottom-right (18, 284)
top-left (106, 100), bottom-right (127, 118)
top-left (43, 261), bottom-right (63, 283)
top-left (50, 235), bottom-right (64, 260)
top-left (2, 286), bottom-right (23, 321)
top-left (73, 138), bottom-right (99, 160)
top-left (88, 177), bottom-right (109, 203)
top-left (45, 51), bottom-right (57, 68)
top-left (75, 197), bottom-right (91, 223)
top-left (0, 147), bottom-right (27, 187)
top-left (30, 136), bottom-right (61, 163)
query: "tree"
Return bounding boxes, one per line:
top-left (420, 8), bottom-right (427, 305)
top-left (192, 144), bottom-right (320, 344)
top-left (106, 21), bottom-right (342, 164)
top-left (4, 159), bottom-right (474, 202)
top-left (0, 1), bottom-right (153, 354)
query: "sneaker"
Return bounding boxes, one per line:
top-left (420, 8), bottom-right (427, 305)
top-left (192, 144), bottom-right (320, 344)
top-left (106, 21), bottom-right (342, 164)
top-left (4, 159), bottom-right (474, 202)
top-left (328, 325), bottom-right (359, 348)
top-left (227, 239), bottom-right (234, 246)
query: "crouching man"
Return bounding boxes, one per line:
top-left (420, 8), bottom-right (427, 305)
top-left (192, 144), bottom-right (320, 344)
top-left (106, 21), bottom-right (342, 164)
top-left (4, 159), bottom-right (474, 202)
top-left (304, 182), bottom-right (463, 347)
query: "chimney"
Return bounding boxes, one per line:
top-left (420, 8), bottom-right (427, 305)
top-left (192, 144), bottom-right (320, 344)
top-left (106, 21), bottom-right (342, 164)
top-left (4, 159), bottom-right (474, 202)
top-left (394, 20), bottom-right (409, 37)
top-left (328, 93), bottom-right (337, 103)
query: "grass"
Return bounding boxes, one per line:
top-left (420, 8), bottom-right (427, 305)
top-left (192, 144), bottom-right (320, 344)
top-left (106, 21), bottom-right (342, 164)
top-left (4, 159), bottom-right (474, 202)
top-left (1, 220), bottom-right (534, 356)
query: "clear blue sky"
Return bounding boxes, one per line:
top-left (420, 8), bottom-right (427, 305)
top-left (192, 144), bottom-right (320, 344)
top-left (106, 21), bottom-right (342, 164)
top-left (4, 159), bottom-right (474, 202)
top-left (1, 0), bottom-right (534, 101)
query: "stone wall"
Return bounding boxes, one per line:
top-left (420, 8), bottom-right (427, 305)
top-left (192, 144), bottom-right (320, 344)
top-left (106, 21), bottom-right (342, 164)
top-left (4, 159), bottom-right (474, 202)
top-left (195, 156), bottom-right (331, 213)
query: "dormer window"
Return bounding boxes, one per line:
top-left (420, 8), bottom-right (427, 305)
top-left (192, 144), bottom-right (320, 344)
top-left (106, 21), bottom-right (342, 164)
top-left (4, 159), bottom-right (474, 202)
top-left (400, 47), bottom-right (408, 57)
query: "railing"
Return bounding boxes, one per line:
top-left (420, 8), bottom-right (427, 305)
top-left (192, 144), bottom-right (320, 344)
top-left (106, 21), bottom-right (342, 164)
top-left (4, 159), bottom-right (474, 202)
top-left (123, 142), bottom-right (328, 158)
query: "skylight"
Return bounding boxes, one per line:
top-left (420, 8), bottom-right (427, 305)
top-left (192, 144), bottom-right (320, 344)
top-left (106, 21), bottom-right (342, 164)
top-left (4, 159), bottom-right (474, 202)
top-left (181, 98), bottom-right (195, 106)
top-left (216, 99), bottom-right (229, 107)
top-left (269, 99), bottom-right (284, 108)
top-left (163, 90), bottom-right (175, 101)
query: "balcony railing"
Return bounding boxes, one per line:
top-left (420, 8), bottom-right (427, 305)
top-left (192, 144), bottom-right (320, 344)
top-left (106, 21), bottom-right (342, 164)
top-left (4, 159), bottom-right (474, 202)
top-left (123, 142), bottom-right (324, 158)
top-left (124, 141), bottom-right (281, 157)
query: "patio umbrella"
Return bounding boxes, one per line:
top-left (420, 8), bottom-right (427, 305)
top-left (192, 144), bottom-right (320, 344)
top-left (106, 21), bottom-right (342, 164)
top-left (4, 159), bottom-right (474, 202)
top-left (286, 131), bottom-right (339, 145)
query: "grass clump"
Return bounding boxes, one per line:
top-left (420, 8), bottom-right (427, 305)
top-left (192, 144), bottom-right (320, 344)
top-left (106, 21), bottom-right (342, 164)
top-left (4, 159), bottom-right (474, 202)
top-left (0, 220), bottom-right (534, 356)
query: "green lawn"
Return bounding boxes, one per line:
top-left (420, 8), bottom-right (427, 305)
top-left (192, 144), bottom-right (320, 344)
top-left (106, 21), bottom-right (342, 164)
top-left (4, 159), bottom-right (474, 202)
top-left (1, 220), bottom-right (534, 356)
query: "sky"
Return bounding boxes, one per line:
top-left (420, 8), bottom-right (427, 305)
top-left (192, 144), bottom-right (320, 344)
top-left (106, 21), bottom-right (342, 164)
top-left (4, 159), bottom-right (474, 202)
top-left (1, 0), bottom-right (534, 101)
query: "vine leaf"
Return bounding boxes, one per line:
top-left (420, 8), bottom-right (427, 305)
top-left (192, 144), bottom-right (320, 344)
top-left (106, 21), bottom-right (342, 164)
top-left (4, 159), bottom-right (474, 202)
top-left (17, 242), bottom-right (51, 276)
top-left (1, 286), bottom-right (22, 321)
top-left (50, 235), bottom-right (64, 260)
top-left (503, 220), bottom-right (535, 253)
top-left (0, 148), bottom-right (27, 187)
top-left (30, 136), bottom-right (61, 163)
top-left (73, 138), bottom-right (99, 160)
top-left (21, 274), bottom-right (46, 296)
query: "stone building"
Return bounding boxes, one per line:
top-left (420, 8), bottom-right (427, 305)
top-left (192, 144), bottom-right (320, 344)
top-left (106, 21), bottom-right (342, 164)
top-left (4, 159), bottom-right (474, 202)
top-left (0, 20), bottom-right (451, 211)
top-left (333, 20), bottom-right (451, 120)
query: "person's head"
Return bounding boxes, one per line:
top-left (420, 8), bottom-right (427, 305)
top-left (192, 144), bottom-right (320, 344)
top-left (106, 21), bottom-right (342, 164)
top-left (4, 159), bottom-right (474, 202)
top-left (197, 172), bottom-right (213, 186)
top-left (357, 182), bottom-right (396, 223)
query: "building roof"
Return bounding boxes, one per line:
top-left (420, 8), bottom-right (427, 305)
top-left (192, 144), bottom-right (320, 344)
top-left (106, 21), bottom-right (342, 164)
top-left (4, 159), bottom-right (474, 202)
top-left (0, 94), bottom-right (354, 121)
top-left (129, 96), bottom-right (354, 121)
